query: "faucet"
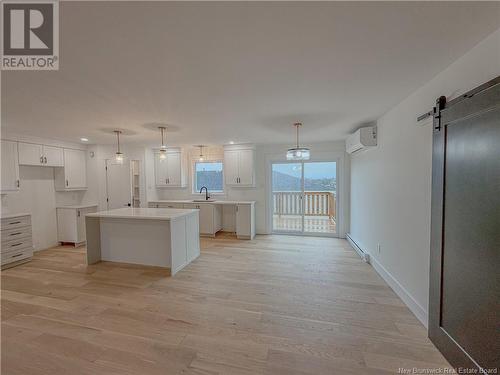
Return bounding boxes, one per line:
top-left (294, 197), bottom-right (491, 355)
top-left (199, 186), bottom-right (210, 200)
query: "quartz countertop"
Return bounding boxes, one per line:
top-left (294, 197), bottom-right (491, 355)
top-left (86, 207), bottom-right (199, 221)
top-left (149, 200), bottom-right (256, 205)
top-left (56, 204), bottom-right (98, 209)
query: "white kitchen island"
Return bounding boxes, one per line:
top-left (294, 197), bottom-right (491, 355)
top-left (85, 208), bottom-right (200, 275)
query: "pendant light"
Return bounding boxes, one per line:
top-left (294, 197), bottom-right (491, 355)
top-left (114, 130), bottom-right (124, 164)
top-left (286, 122), bottom-right (310, 160)
top-left (197, 145), bottom-right (205, 161)
top-left (158, 126), bottom-right (167, 160)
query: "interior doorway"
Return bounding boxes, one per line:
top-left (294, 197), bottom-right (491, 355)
top-left (271, 161), bottom-right (337, 236)
top-left (105, 159), bottom-right (133, 210)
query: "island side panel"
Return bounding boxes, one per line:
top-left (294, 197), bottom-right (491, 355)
top-left (100, 218), bottom-right (171, 268)
top-left (186, 213), bottom-right (200, 263)
top-left (170, 217), bottom-right (187, 275)
top-left (85, 216), bottom-right (101, 265)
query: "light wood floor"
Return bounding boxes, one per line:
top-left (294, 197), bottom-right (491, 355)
top-left (1, 234), bottom-right (452, 374)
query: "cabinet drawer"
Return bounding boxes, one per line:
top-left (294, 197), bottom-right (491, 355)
top-left (1, 216), bottom-right (31, 230)
top-left (1, 226), bottom-right (32, 243)
top-left (1, 238), bottom-right (33, 254)
top-left (1, 247), bottom-right (33, 265)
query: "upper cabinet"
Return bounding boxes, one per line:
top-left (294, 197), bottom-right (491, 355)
top-left (1, 140), bottom-right (20, 192)
top-left (18, 142), bottom-right (63, 167)
top-left (154, 148), bottom-right (186, 188)
top-left (54, 149), bottom-right (87, 191)
top-left (224, 145), bottom-right (255, 187)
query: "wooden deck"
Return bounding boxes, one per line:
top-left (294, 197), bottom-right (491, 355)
top-left (273, 214), bottom-right (336, 234)
top-left (1, 235), bottom-right (451, 374)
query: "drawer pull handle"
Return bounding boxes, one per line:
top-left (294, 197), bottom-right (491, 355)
top-left (9, 232), bottom-right (22, 236)
top-left (11, 253), bottom-right (23, 258)
top-left (8, 221), bottom-right (21, 225)
top-left (10, 243), bottom-right (23, 247)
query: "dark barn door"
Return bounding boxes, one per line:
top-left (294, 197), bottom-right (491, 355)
top-left (429, 76), bottom-right (500, 373)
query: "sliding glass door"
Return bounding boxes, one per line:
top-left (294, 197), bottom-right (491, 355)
top-left (271, 161), bottom-right (337, 236)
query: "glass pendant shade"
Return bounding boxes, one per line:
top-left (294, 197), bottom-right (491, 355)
top-left (114, 130), bottom-right (125, 164)
top-left (158, 127), bottom-right (167, 161)
top-left (159, 148), bottom-right (167, 160)
top-left (286, 123), bottom-right (310, 160)
top-left (286, 147), bottom-right (310, 160)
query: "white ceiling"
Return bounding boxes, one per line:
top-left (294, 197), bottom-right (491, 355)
top-left (2, 2), bottom-right (499, 146)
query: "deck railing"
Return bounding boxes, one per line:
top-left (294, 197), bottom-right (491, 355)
top-left (273, 191), bottom-right (336, 219)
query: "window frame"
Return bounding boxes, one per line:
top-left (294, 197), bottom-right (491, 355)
top-left (192, 159), bottom-right (225, 195)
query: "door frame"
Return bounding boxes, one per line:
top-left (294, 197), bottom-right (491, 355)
top-left (429, 75), bottom-right (500, 372)
top-left (267, 156), bottom-right (341, 238)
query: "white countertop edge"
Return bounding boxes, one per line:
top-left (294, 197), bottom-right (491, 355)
top-left (149, 200), bottom-right (256, 205)
top-left (56, 204), bottom-right (99, 209)
top-left (86, 208), bottom-right (199, 221)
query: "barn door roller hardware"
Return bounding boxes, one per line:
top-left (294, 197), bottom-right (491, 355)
top-left (416, 96), bottom-right (446, 131)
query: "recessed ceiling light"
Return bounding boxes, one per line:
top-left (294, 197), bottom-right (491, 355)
top-left (80, 137), bottom-right (89, 142)
top-left (229, 141), bottom-right (234, 144)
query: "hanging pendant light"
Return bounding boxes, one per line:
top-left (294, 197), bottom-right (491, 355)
top-left (114, 130), bottom-right (124, 164)
top-left (286, 122), bottom-right (310, 160)
top-left (158, 126), bottom-right (167, 160)
top-left (197, 145), bottom-right (205, 161)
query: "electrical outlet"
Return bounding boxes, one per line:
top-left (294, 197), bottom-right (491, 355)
top-left (377, 244), bottom-right (381, 254)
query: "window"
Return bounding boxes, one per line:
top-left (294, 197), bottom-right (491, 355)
top-left (194, 161), bottom-right (224, 193)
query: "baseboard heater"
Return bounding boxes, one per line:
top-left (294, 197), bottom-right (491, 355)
top-left (346, 233), bottom-right (370, 263)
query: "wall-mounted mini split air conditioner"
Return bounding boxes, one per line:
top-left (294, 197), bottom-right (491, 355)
top-left (346, 126), bottom-right (377, 154)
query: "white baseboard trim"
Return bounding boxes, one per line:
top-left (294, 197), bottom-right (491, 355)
top-left (346, 234), bottom-right (428, 328)
top-left (346, 233), bottom-right (370, 262)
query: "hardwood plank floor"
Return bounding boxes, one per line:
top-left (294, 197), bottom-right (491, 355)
top-left (1, 234), bottom-right (452, 374)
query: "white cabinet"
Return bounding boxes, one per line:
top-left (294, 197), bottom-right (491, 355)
top-left (18, 142), bottom-right (63, 167)
top-left (236, 203), bottom-right (255, 239)
top-left (54, 149), bottom-right (87, 190)
top-left (148, 201), bottom-right (184, 209)
top-left (183, 203), bottom-right (222, 236)
top-left (57, 205), bottom-right (98, 246)
top-left (1, 140), bottom-right (20, 192)
top-left (154, 148), bottom-right (186, 187)
top-left (224, 146), bottom-right (255, 187)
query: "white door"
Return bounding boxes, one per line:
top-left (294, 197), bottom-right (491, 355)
top-left (106, 159), bottom-right (132, 209)
top-left (18, 142), bottom-right (43, 166)
top-left (64, 149), bottom-right (87, 188)
top-left (224, 150), bottom-right (239, 185)
top-left (154, 153), bottom-right (168, 186)
top-left (43, 146), bottom-right (64, 167)
top-left (238, 149), bottom-right (254, 185)
top-left (1, 140), bottom-right (19, 191)
top-left (166, 152), bottom-right (181, 186)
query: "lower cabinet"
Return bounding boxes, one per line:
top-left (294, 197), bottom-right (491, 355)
top-left (1, 214), bottom-right (33, 269)
top-left (183, 203), bottom-right (222, 237)
top-left (57, 205), bottom-right (98, 246)
top-left (148, 202), bottom-right (184, 209)
top-left (236, 204), bottom-right (256, 239)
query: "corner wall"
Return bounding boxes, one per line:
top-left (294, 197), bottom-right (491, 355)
top-left (349, 28), bottom-right (500, 326)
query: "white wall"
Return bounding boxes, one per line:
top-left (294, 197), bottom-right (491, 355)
top-left (0, 134), bottom-right (87, 251)
top-left (349, 28), bottom-right (500, 326)
top-left (148, 141), bottom-right (349, 237)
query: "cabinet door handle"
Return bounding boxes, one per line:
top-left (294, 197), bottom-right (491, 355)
top-left (66, 180), bottom-right (69, 186)
top-left (77, 210), bottom-right (81, 217)
top-left (40, 156), bottom-right (44, 164)
top-left (11, 253), bottom-right (23, 258)
top-left (16, 180), bottom-right (20, 188)
top-left (8, 221), bottom-right (21, 225)
top-left (44, 156), bottom-right (47, 164)
top-left (10, 242), bottom-right (23, 247)
top-left (9, 232), bottom-right (22, 236)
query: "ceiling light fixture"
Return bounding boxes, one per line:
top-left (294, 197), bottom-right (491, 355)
top-left (197, 145), bottom-right (205, 162)
top-left (229, 141), bottom-right (234, 145)
top-left (114, 130), bottom-right (124, 164)
top-left (286, 122), bottom-right (310, 161)
top-left (158, 126), bottom-right (167, 160)
top-left (80, 137), bottom-right (89, 142)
